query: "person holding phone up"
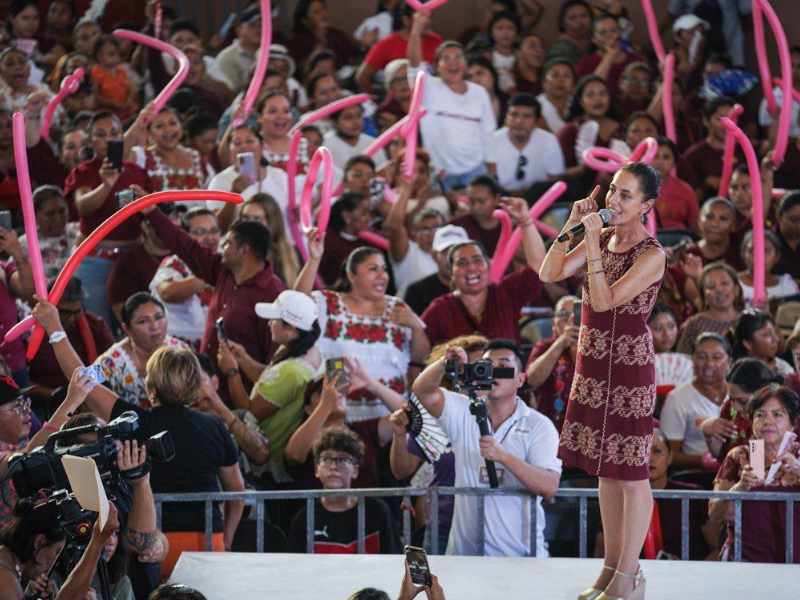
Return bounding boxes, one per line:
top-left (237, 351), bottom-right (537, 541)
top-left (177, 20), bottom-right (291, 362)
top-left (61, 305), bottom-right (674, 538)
top-left (0, 222), bottom-right (34, 387)
top-left (63, 111), bottom-right (156, 327)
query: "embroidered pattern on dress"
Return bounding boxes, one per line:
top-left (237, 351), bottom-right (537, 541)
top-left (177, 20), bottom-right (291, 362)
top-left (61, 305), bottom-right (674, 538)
top-left (602, 432), bottom-right (653, 467)
top-left (607, 384), bottom-right (656, 418)
top-left (579, 326), bottom-right (655, 366)
top-left (570, 373), bottom-right (606, 409)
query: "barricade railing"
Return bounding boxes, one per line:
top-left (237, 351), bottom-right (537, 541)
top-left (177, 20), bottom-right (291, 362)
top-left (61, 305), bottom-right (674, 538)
top-left (153, 487), bottom-right (800, 562)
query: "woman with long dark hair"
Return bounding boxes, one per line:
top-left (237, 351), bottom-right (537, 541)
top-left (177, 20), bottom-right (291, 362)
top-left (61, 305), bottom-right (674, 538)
top-left (540, 163), bottom-right (665, 600)
top-left (729, 309), bottom-right (792, 376)
top-left (217, 290), bottom-right (323, 484)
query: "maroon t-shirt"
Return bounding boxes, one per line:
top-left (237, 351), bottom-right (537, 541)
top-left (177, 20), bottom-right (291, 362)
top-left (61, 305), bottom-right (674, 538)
top-left (574, 51), bottom-right (645, 95)
top-left (63, 157), bottom-right (156, 241)
top-left (448, 214), bottom-right (502, 256)
top-left (318, 230), bottom-right (389, 287)
top-left (775, 232), bottom-right (800, 280)
top-left (422, 266), bottom-right (544, 346)
top-left (106, 245), bottom-right (169, 305)
top-left (27, 140), bottom-right (72, 214)
top-left (557, 119), bottom-right (617, 169)
top-left (685, 242), bottom-right (746, 272)
top-left (510, 65), bottom-right (542, 96)
top-left (29, 311), bottom-right (114, 390)
top-left (774, 141), bottom-right (800, 190)
top-left (681, 140), bottom-right (746, 200)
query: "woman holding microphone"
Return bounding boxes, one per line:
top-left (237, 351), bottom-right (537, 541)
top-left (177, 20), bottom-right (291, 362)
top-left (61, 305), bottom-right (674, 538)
top-left (539, 163), bottom-right (665, 600)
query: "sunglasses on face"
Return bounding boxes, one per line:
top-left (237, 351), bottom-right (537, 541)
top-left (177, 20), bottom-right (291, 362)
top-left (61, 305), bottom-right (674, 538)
top-left (516, 155), bottom-right (528, 180)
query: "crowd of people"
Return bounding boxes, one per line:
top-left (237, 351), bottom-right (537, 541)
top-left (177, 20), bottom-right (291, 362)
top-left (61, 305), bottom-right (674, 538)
top-left (0, 0), bottom-right (799, 599)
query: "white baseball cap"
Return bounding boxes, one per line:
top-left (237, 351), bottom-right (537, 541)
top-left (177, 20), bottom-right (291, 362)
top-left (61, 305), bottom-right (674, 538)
top-left (269, 44), bottom-right (296, 77)
top-left (432, 225), bottom-right (470, 253)
top-left (255, 291), bottom-right (318, 331)
top-left (673, 14), bottom-right (710, 34)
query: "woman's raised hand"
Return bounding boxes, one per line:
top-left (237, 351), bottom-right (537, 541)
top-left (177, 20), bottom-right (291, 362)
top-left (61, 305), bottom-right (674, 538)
top-left (566, 186), bottom-right (601, 227)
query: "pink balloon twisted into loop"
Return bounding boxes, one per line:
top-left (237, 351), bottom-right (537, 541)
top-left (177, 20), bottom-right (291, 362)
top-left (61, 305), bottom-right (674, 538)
top-left (13, 113), bottom-right (48, 303)
top-left (717, 104), bottom-right (745, 197)
top-left (17, 191), bottom-right (242, 359)
top-left (358, 230), bottom-right (389, 250)
top-left (402, 71), bottom-right (427, 179)
top-left (299, 147), bottom-right (334, 234)
top-left (489, 182), bottom-right (568, 282)
top-left (286, 93), bottom-right (371, 260)
top-left (404, 0), bottom-right (453, 11)
top-left (582, 137), bottom-right (658, 173)
top-left (113, 29), bottom-right (189, 119)
top-left (233, 0), bottom-right (272, 127)
top-left (662, 53), bottom-right (677, 144)
top-left (640, 0), bottom-right (666, 63)
top-left (753, 0), bottom-right (792, 166)
top-left (771, 77), bottom-right (800, 104)
top-left (40, 68), bottom-right (85, 142)
top-left (721, 117), bottom-right (766, 304)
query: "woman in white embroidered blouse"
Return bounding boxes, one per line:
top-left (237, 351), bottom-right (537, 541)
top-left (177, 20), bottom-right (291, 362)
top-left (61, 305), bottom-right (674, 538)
top-left (294, 230), bottom-right (430, 422)
top-left (93, 293), bottom-right (187, 408)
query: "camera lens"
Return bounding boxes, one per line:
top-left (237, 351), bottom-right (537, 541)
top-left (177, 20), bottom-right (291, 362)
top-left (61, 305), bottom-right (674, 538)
top-left (472, 362), bottom-right (490, 379)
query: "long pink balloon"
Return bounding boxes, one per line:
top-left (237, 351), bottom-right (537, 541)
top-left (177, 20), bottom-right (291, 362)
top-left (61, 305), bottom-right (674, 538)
top-left (489, 209), bottom-right (513, 282)
top-left (718, 104), bottom-right (744, 197)
top-left (662, 53), bottom-right (677, 144)
top-left (583, 137), bottom-right (658, 173)
top-left (646, 209), bottom-right (657, 236)
top-left (299, 147), bottom-right (333, 234)
top-left (754, 0), bottom-right (792, 165)
top-left (286, 93), bottom-right (371, 260)
top-left (18, 191), bottom-right (242, 357)
top-left (640, 0), bottom-right (666, 62)
top-left (629, 137), bottom-right (658, 163)
top-left (40, 68), bottom-right (85, 142)
top-left (404, 0), bottom-right (453, 11)
top-left (358, 229), bottom-right (389, 250)
top-left (403, 71), bottom-right (426, 179)
top-left (233, 0), bottom-right (272, 127)
top-left (753, 1), bottom-right (777, 116)
top-left (491, 182), bottom-right (567, 279)
top-left (12, 113), bottom-right (48, 304)
top-left (722, 117), bottom-right (766, 304)
top-left (113, 29), bottom-right (189, 118)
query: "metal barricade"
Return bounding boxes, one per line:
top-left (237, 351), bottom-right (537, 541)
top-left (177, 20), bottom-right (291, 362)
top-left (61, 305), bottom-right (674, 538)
top-left (153, 487), bottom-right (800, 562)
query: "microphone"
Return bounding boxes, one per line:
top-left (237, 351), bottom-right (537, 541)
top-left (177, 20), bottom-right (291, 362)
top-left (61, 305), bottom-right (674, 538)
top-left (557, 208), bottom-right (613, 243)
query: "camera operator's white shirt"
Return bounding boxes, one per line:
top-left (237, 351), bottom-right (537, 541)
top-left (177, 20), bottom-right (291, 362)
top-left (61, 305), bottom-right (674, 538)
top-left (437, 388), bottom-right (561, 557)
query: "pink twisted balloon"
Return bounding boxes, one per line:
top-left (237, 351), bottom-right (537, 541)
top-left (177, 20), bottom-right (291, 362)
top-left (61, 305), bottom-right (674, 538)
top-left (489, 209), bottom-right (514, 282)
top-left (722, 116), bottom-right (766, 304)
top-left (40, 68), bottom-right (85, 142)
top-left (402, 71), bottom-right (426, 179)
top-left (113, 29), bottom-right (189, 119)
top-left (717, 104), bottom-right (745, 197)
top-left (299, 147), bottom-right (334, 234)
top-left (662, 53), bottom-right (677, 144)
top-left (640, 0), bottom-right (666, 62)
top-left (233, 0), bottom-right (272, 127)
top-left (404, 0), bottom-right (453, 11)
top-left (582, 137), bottom-right (658, 173)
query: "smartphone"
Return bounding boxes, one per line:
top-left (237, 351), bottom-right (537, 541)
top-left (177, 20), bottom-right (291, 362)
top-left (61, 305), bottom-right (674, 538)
top-left (573, 300), bottom-right (582, 325)
top-left (404, 545), bottom-right (432, 587)
top-left (0, 210), bottom-right (11, 231)
top-left (107, 140), bottom-right (124, 171)
top-left (369, 177), bottom-right (386, 203)
top-left (116, 189), bottom-right (135, 208)
top-left (78, 364), bottom-right (107, 387)
top-left (215, 317), bottom-right (229, 345)
top-left (325, 357), bottom-right (347, 386)
top-left (237, 152), bottom-right (256, 183)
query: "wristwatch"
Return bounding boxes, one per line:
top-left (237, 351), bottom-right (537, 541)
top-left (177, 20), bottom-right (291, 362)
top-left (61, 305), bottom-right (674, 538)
top-left (224, 368), bottom-right (240, 378)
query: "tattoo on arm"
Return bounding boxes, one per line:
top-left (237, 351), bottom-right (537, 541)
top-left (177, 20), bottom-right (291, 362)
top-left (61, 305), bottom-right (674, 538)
top-left (232, 418), bottom-right (268, 455)
top-left (125, 527), bottom-right (157, 553)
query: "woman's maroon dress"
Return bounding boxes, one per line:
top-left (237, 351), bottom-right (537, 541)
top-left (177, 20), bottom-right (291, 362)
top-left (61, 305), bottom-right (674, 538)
top-left (559, 229), bottom-right (665, 481)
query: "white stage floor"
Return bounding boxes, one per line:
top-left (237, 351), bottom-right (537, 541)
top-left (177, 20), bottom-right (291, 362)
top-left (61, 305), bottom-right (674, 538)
top-left (171, 553), bottom-right (800, 600)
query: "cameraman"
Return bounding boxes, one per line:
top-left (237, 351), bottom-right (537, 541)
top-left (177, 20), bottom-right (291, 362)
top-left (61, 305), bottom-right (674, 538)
top-left (58, 413), bottom-right (167, 599)
top-left (0, 498), bottom-right (119, 600)
top-left (411, 339), bottom-right (561, 557)
top-left (31, 297), bottom-right (245, 580)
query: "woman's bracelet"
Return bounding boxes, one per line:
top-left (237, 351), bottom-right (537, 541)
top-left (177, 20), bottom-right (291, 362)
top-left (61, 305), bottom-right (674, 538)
top-left (587, 258), bottom-right (603, 265)
top-left (588, 269), bottom-right (606, 276)
top-left (519, 219), bottom-right (534, 228)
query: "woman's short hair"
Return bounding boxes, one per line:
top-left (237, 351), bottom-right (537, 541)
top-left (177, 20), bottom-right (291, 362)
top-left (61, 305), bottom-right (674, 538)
top-left (694, 332), bottom-right (732, 357)
top-left (778, 190), bottom-right (800, 216)
top-left (32, 185), bottom-right (65, 212)
top-left (120, 293), bottom-right (165, 328)
top-left (447, 240), bottom-right (489, 270)
top-left (147, 584), bottom-right (208, 600)
top-left (748, 384), bottom-right (800, 426)
top-left (145, 347), bottom-right (202, 407)
top-left (725, 357), bottom-right (783, 393)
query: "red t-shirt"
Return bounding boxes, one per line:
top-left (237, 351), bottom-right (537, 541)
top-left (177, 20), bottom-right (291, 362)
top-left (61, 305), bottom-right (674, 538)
top-left (106, 245), bottom-right (169, 305)
top-left (574, 51), bottom-right (645, 95)
top-left (681, 140), bottom-right (746, 199)
top-left (63, 157), bottom-right (157, 241)
top-left (655, 175), bottom-right (699, 230)
top-left (364, 32), bottom-right (443, 71)
top-left (422, 266), bottom-right (544, 346)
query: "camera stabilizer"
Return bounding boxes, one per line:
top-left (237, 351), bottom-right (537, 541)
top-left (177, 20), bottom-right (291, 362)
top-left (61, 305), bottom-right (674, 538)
top-left (444, 359), bottom-right (514, 489)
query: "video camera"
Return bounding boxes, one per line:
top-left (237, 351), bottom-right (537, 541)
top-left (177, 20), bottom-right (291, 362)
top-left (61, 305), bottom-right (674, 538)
top-left (444, 358), bottom-right (514, 392)
top-left (8, 411), bottom-right (174, 499)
